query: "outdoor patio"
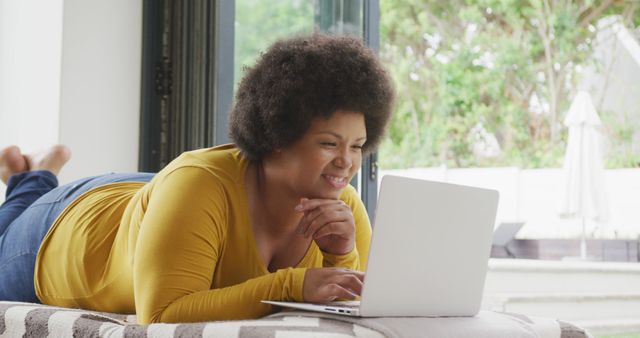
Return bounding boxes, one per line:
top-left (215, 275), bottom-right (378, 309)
top-left (483, 258), bottom-right (640, 336)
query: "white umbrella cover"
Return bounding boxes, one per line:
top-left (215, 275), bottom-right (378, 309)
top-left (558, 91), bottom-right (610, 258)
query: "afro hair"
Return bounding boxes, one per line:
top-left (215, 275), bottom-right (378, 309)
top-left (229, 33), bottom-right (395, 161)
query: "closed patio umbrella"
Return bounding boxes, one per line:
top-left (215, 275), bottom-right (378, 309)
top-left (558, 91), bottom-right (610, 259)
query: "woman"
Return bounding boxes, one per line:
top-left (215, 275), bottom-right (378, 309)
top-left (0, 34), bottom-right (395, 323)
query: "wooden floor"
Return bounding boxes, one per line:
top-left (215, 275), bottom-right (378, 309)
top-left (491, 239), bottom-right (640, 262)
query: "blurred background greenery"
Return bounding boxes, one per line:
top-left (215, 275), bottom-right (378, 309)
top-left (378, 0), bottom-right (640, 169)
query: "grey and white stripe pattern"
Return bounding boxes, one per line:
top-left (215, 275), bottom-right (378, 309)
top-left (0, 301), bottom-right (383, 338)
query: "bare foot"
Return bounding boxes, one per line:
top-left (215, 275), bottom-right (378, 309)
top-left (25, 144), bottom-right (72, 177)
top-left (0, 145), bottom-right (29, 184)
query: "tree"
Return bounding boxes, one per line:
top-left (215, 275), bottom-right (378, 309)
top-left (379, 0), bottom-right (639, 169)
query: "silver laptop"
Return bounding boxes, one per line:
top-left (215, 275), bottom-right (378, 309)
top-left (263, 175), bottom-right (499, 317)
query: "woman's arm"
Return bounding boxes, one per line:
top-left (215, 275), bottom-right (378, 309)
top-left (132, 167), bottom-right (305, 323)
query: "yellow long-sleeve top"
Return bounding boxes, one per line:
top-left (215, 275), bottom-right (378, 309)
top-left (33, 144), bottom-right (371, 324)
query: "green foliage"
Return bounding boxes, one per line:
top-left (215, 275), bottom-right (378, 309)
top-left (596, 333), bottom-right (640, 338)
top-left (379, 0), bottom-right (640, 169)
top-left (601, 110), bottom-right (640, 168)
top-left (235, 0), bottom-right (313, 88)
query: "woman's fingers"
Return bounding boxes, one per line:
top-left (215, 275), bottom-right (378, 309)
top-left (312, 222), bottom-right (348, 240)
top-left (322, 274), bottom-right (363, 301)
top-left (323, 283), bottom-right (358, 301)
top-left (346, 269), bottom-right (365, 282)
top-left (303, 268), bottom-right (366, 303)
top-left (335, 273), bottom-right (364, 296)
top-left (295, 200), bottom-right (343, 232)
top-left (296, 199), bottom-right (357, 257)
top-left (303, 210), bottom-right (349, 238)
top-left (297, 203), bottom-right (351, 237)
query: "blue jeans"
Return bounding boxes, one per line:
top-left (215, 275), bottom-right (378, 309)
top-left (0, 171), bottom-right (154, 302)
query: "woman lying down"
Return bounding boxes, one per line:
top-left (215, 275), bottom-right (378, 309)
top-left (0, 33), bottom-right (395, 324)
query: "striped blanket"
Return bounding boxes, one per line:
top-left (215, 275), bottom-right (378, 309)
top-left (0, 301), bottom-right (380, 338)
top-left (0, 301), bottom-right (589, 338)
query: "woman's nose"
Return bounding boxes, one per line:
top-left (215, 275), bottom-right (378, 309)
top-left (333, 147), bottom-right (353, 169)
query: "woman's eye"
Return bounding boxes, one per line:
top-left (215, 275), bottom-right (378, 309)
top-left (352, 145), bottom-right (363, 150)
top-left (321, 142), bottom-right (337, 147)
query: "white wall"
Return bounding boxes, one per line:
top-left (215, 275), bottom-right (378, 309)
top-left (0, 0), bottom-right (63, 154)
top-left (0, 0), bottom-right (142, 201)
top-left (57, 0), bottom-right (142, 183)
top-left (381, 168), bottom-right (640, 240)
top-left (0, 0), bottom-right (64, 201)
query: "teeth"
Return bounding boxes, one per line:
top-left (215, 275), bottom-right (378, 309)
top-left (326, 175), bottom-right (345, 183)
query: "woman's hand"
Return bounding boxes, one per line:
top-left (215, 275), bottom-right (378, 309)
top-left (295, 198), bottom-right (356, 255)
top-left (303, 268), bottom-right (364, 303)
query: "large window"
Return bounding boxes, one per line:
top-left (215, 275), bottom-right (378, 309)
top-left (378, 1), bottom-right (640, 260)
top-left (141, 0), bottom-right (381, 212)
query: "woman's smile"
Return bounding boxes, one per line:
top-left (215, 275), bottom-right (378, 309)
top-left (322, 174), bottom-right (349, 189)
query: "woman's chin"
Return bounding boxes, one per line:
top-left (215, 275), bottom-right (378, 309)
top-left (315, 190), bottom-right (343, 200)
